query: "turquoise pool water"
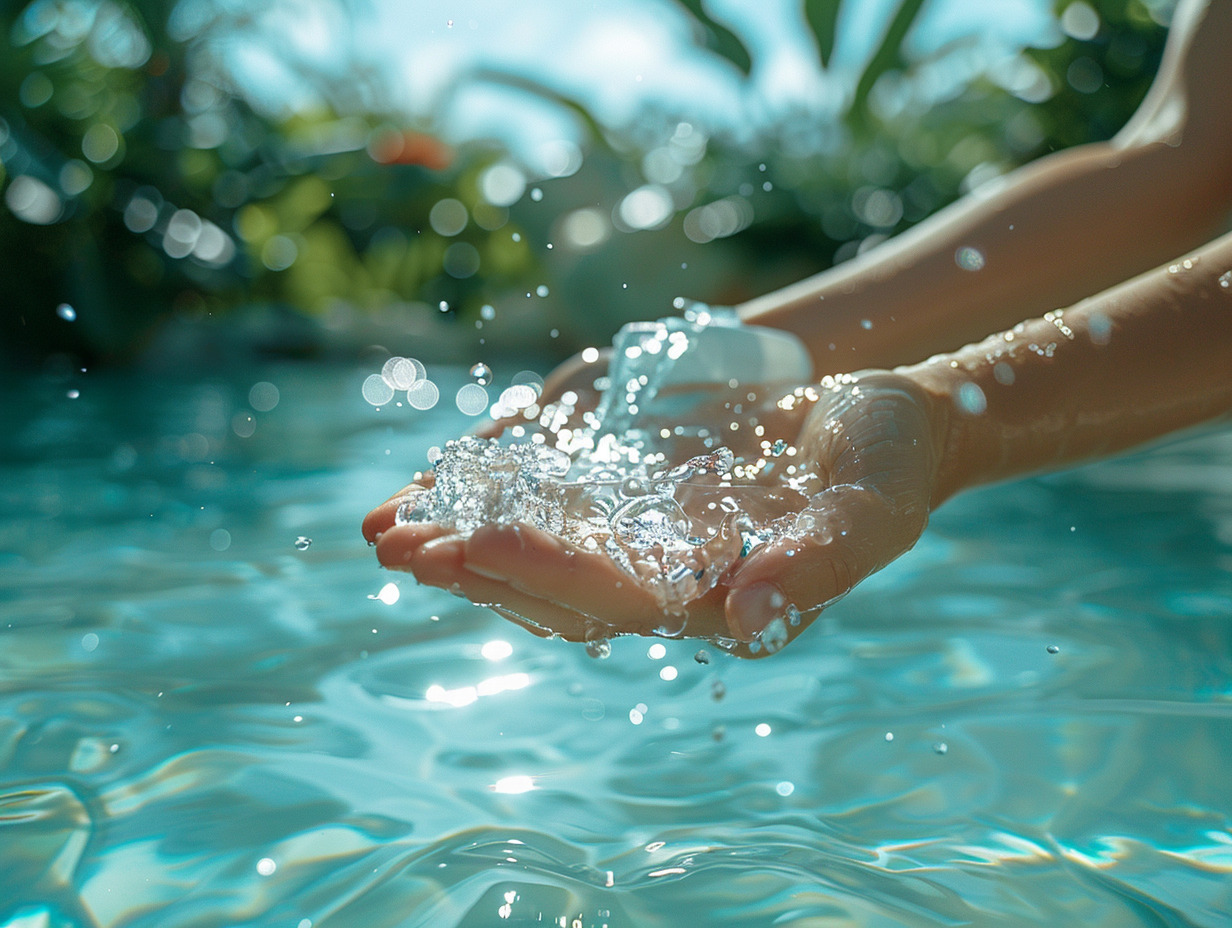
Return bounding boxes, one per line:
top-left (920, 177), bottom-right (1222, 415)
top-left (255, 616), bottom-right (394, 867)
top-left (2, 361), bottom-right (1230, 927)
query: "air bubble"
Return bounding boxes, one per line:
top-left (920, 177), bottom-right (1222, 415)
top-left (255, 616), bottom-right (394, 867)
top-left (456, 383), bottom-right (489, 416)
top-left (294, 536), bottom-right (312, 551)
top-left (362, 374), bottom-right (395, 406)
top-left (383, 357), bottom-right (421, 390)
top-left (1220, 271), bottom-right (1231, 289)
top-left (249, 381), bottom-right (279, 412)
top-left (933, 741), bottom-right (948, 755)
top-left (407, 379), bottom-right (440, 410)
top-left (1046, 644), bottom-right (1060, 654)
top-left (56, 303), bottom-right (77, 321)
top-left (536, 285), bottom-right (549, 297)
top-left (470, 362), bottom-right (492, 385)
top-left (694, 649), bottom-right (710, 664)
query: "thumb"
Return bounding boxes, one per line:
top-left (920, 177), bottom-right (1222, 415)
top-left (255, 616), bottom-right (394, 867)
top-left (724, 482), bottom-right (928, 652)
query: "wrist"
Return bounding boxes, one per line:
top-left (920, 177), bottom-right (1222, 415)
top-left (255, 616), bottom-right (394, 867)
top-left (894, 360), bottom-right (981, 508)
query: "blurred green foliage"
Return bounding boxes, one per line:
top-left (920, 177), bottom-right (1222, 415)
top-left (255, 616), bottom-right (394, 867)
top-left (0, 0), bottom-right (1169, 365)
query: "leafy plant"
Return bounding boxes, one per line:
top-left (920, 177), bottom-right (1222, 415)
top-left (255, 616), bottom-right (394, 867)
top-left (0, 0), bottom-right (1170, 365)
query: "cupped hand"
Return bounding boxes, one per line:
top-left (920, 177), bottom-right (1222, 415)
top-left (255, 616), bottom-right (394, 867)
top-left (363, 367), bottom-right (948, 655)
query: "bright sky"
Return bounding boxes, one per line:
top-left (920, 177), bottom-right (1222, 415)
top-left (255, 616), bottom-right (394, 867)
top-left (231, 0), bottom-right (1062, 162)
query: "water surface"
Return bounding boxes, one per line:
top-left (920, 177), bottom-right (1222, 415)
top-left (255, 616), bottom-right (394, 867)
top-left (2, 362), bottom-right (1230, 927)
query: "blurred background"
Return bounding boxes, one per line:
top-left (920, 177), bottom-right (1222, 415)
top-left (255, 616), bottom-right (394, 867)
top-left (1, 0), bottom-right (1173, 370)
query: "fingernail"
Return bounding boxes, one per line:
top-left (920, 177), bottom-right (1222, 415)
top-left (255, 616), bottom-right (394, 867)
top-left (726, 581), bottom-right (787, 640)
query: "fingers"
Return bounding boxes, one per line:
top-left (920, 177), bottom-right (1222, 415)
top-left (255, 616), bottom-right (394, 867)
top-left (401, 528), bottom-right (610, 641)
top-left (459, 524), bottom-right (669, 637)
top-left (362, 475), bottom-right (434, 543)
top-left (374, 522), bottom-right (456, 569)
top-left (384, 519), bottom-right (734, 642)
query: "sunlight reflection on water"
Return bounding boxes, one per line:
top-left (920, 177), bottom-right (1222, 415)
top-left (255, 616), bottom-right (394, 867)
top-left (1, 363), bottom-right (1231, 926)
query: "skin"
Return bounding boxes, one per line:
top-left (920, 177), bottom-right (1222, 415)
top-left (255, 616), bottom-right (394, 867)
top-left (365, 0), bottom-right (1232, 654)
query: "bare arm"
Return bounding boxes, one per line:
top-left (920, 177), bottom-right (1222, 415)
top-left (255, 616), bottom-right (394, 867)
top-left (911, 229), bottom-right (1232, 504)
top-left (740, 0), bottom-right (1232, 373)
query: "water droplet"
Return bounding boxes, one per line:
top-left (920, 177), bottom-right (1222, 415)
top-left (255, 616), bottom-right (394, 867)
top-left (469, 362), bottom-right (492, 385)
top-left (933, 741), bottom-right (948, 755)
top-left (56, 303), bottom-right (76, 321)
top-left (620, 476), bottom-right (649, 497)
top-left (955, 246), bottom-right (985, 271)
top-left (585, 638), bottom-right (611, 659)
top-left (955, 381), bottom-right (987, 415)
top-left (294, 536), bottom-right (312, 551)
top-left (1046, 644), bottom-right (1060, 654)
top-left (759, 616), bottom-right (789, 653)
top-left (694, 649), bottom-right (710, 664)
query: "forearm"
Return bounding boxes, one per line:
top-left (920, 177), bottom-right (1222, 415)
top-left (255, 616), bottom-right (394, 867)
top-left (739, 137), bottom-right (1232, 374)
top-left (738, 0), bottom-right (1232, 374)
top-left (906, 231), bottom-right (1232, 504)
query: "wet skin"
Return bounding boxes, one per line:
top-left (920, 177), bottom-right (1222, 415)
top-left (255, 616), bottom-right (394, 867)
top-left (363, 362), bottom-right (941, 654)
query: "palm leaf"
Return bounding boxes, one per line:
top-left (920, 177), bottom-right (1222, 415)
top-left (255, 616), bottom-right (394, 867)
top-left (672, 0), bottom-right (753, 75)
top-left (850, 0), bottom-right (927, 130)
top-left (804, 0), bottom-right (842, 70)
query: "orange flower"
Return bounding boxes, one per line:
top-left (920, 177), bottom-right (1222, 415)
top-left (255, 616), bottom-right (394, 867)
top-left (369, 130), bottom-right (453, 170)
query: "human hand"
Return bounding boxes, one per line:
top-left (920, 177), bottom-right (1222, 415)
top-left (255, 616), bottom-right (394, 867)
top-left (363, 367), bottom-right (947, 656)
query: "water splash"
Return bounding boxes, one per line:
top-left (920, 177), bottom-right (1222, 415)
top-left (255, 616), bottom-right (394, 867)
top-left (398, 305), bottom-right (815, 628)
